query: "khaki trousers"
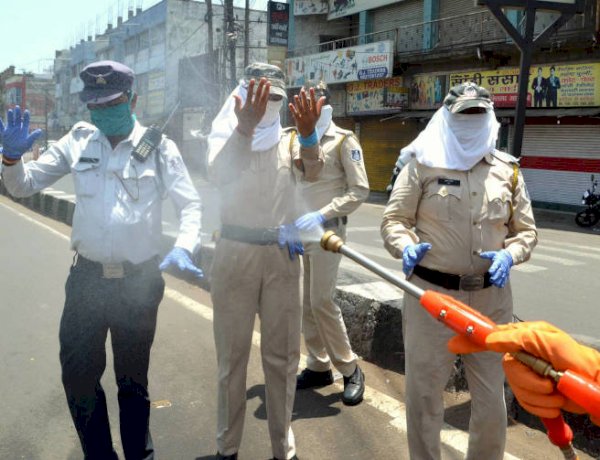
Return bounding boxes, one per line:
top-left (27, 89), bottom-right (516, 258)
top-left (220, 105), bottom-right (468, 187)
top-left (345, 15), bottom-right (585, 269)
top-left (302, 225), bottom-right (357, 377)
top-left (403, 275), bottom-right (513, 460)
top-left (211, 239), bottom-right (302, 460)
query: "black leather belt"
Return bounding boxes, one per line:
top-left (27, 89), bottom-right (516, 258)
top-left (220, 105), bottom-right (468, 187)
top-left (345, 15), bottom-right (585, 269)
top-left (323, 216), bottom-right (347, 229)
top-left (413, 265), bottom-right (492, 291)
top-left (74, 254), bottom-right (159, 279)
top-left (220, 224), bottom-right (280, 245)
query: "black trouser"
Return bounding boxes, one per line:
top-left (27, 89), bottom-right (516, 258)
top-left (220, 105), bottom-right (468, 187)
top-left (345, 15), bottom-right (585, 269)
top-left (59, 257), bottom-right (165, 460)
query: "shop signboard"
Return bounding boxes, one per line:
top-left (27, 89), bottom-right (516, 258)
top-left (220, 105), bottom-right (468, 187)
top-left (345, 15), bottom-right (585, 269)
top-left (268, 1), bottom-right (289, 46)
top-left (327, 0), bottom-right (400, 20)
top-left (449, 62), bottom-right (600, 108)
top-left (409, 73), bottom-right (448, 110)
top-left (346, 77), bottom-right (408, 114)
top-left (294, 0), bottom-right (328, 15)
top-left (285, 40), bottom-right (393, 88)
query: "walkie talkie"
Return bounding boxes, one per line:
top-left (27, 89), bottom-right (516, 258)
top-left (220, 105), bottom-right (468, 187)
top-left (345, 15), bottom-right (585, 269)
top-left (132, 101), bottom-right (180, 163)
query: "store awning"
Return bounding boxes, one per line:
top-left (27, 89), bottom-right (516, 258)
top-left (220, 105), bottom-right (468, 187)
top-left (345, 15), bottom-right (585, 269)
top-left (495, 107), bottom-right (600, 118)
top-left (378, 107), bottom-right (600, 122)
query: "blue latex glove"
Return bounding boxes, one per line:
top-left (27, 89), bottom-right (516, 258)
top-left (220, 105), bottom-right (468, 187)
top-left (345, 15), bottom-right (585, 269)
top-left (294, 211), bottom-right (326, 232)
top-left (278, 224), bottom-right (304, 260)
top-left (0, 106), bottom-right (43, 159)
top-left (480, 249), bottom-right (513, 288)
top-left (402, 242), bottom-right (432, 276)
top-left (159, 247), bottom-right (204, 278)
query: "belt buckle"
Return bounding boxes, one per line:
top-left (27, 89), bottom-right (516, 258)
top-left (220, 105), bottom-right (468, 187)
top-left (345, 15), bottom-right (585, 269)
top-left (459, 274), bottom-right (484, 291)
top-left (102, 263), bottom-right (125, 279)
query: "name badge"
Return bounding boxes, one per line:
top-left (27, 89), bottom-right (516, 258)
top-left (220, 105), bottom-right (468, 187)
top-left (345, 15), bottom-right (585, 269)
top-left (438, 178), bottom-right (460, 186)
top-left (79, 157), bottom-right (100, 164)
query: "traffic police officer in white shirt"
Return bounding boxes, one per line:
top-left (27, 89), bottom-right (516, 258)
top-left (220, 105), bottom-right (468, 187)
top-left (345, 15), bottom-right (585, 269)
top-left (0, 60), bottom-right (202, 460)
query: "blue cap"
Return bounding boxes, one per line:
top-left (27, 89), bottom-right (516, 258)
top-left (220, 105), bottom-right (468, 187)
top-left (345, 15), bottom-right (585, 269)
top-left (79, 60), bottom-right (134, 104)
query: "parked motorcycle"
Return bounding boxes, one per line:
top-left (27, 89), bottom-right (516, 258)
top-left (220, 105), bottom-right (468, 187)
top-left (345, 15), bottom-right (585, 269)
top-left (575, 174), bottom-right (600, 227)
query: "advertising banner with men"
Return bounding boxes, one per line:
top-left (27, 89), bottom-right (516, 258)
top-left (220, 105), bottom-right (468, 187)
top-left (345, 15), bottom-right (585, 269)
top-left (449, 62), bottom-right (600, 108)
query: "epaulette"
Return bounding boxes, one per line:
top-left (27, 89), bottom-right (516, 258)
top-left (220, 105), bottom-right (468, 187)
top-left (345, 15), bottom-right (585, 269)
top-left (71, 121), bottom-right (95, 133)
top-left (492, 149), bottom-right (520, 166)
top-left (334, 125), bottom-right (354, 137)
top-left (70, 121), bottom-right (97, 140)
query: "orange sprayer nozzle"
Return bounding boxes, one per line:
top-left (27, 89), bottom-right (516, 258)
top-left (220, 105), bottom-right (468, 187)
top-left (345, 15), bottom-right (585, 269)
top-left (420, 290), bottom-right (496, 347)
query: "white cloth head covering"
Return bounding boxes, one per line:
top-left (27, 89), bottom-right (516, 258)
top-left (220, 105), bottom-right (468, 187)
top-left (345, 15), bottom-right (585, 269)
top-left (401, 106), bottom-right (500, 171)
top-left (207, 81), bottom-right (282, 157)
top-left (316, 104), bottom-right (333, 140)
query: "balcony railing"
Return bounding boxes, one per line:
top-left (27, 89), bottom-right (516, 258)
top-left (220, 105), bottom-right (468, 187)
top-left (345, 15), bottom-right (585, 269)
top-left (289, 7), bottom-right (594, 60)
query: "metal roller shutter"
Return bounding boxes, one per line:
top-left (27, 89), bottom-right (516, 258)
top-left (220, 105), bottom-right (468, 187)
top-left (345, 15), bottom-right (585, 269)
top-left (520, 124), bottom-right (600, 206)
top-left (358, 118), bottom-right (421, 192)
top-left (372, 0), bottom-right (424, 33)
top-left (522, 125), bottom-right (600, 159)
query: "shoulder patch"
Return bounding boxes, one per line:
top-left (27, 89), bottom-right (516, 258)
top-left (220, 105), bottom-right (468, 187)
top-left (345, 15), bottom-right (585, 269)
top-left (350, 149), bottom-right (362, 162)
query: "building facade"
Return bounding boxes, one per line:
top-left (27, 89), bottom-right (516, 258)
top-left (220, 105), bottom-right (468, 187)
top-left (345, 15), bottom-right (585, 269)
top-left (50, 0), bottom-right (267, 165)
top-left (287, 0), bottom-right (600, 210)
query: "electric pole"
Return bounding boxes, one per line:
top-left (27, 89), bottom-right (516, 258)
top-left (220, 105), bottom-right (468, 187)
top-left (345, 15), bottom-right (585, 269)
top-left (244, 0), bottom-right (250, 68)
top-left (224, 0), bottom-right (237, 88)
top-left (206, 0), bottom-right (213, 55)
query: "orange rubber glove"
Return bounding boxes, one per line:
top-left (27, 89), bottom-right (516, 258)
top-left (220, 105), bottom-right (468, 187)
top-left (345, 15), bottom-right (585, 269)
top-left (448, 321), bottom-right (600, 425)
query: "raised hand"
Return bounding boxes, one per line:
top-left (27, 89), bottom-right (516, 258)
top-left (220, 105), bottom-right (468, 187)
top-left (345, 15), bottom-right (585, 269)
top-left (233, 78), bottom-right (271, 137)
top-left (0, 106), bottom-right (43, 160)
top-left (288, 87), bottom-right (325, 138)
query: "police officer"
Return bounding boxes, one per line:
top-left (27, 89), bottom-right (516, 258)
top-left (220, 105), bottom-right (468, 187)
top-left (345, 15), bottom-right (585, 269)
top-left (293, 81), bottom-right (369, 406)
top-left (206, 63), bottom-right (324, 460)
top-left (381, 82), bottom-right (537, 460)
top-left (0, 60), bottom-right (202, 460)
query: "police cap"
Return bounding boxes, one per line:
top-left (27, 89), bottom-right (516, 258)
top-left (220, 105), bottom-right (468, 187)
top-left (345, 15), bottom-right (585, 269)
top-left (244, 62), bottom-right (287, 98)
top-left (443, 81), bottom-right (494, 113)
top-left (79, 60), bottom-right (134, 104)
top-left (304, 80), bottom-right (330, 102)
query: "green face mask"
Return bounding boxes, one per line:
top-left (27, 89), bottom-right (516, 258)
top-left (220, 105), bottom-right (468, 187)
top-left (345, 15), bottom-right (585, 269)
top-left (90, 98), bottom-right (135, 136)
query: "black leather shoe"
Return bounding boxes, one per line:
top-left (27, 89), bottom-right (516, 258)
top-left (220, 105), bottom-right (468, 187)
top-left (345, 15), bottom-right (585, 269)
top-left (296, 368), bottom-right (333, 389)
top-left (216, 453), bottom-right (238, 460)
top-left (271, 456), bottom-right (299, 460)
top-left (342, 365), bottom-right (365, 406)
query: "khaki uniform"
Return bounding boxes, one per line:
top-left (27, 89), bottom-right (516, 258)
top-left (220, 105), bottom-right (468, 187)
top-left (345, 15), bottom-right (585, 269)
top-left (208, 129), bottom-right (323, 459)
top-left (295, 122), bottom-right (369, 376)
top-left (381, 151), bottom-right (537, 460)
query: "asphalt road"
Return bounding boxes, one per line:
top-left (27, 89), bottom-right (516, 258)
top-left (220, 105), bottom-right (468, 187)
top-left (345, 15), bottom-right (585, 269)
top-left (45, 174), bottom-right (600, 342)
top-left (1, 195), bottom-right (596, 460)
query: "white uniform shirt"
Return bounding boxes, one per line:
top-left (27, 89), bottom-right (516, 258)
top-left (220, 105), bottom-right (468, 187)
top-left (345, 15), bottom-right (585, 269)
top-left (2, 120), bottom-right (201, 264)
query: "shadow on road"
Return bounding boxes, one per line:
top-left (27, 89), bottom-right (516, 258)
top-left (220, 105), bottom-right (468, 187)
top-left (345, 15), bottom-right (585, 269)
top-left (246, 384), bottom-right (342, 421)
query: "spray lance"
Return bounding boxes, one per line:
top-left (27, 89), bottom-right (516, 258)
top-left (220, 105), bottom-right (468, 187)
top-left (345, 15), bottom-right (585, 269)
top-left (320, 231), bottom-right (600, 460)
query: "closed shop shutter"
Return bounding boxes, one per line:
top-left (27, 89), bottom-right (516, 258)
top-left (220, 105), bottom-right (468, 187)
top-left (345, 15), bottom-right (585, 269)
top-left (439, 0), bottom-right (477, 18)
top-left (519, 124), bottom-right (600, 207)
top-left (358, 117), bottom-right (421, 192)
top-left (372, 0), bottom-right (423, 33)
